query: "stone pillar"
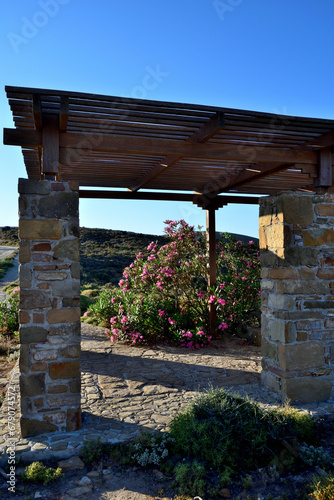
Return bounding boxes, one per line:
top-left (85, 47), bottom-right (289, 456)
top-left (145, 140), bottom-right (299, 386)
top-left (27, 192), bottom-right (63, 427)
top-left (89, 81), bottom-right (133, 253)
top-left (18, 179), bottom-right (81, 437)
top-left (260, 191), bottom-right (334, 403)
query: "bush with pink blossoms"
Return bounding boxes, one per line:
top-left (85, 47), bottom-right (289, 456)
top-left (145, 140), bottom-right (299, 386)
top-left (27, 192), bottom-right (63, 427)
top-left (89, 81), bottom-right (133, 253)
top-left (87, 220), bottom-right (260, 348)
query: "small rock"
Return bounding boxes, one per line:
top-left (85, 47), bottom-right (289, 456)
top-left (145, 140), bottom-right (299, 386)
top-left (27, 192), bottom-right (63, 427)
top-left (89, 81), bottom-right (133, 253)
top-left (153, 469), bottom-right (164, 479)
top-left (77, 476), bottom-right (92, 487)
top-left (58, 456), bottom-right (85, 471)
top-left (34, 493), bottom-right (42, 499)
top-left (103, 468), bottom-right (112, 475)
top-left (218, 488), bottom-right (231, 498)
top-left (87, 470), bottom-right (100, 478)
top-left (67, 485), bottom-right (93, 497)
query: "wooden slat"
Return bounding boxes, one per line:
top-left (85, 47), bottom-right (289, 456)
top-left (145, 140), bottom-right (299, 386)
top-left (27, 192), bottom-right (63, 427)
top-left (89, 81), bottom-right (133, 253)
top-left (33, 95), bottom-right (42, 129)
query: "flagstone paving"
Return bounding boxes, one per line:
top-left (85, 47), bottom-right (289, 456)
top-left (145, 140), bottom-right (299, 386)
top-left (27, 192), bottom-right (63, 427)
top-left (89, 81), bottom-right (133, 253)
top-left (1, 323), bottom-right (333, 467)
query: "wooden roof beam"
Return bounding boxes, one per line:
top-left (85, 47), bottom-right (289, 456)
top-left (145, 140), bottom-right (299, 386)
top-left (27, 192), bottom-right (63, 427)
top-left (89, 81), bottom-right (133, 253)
top-left (32, 94), bottom-right (42, 129)
top-left (299, 129), bottom-right (334, 150)
top-left (127, 112), bottom-right (225, 192)
top-left (59, 96), bottom-right (69, 132)
top-left (314, 147), bottom-right (333, 188)
top-left (4, 129), bottom-right (319, 164)
top-left (41, 114), bottom-right (60, 178)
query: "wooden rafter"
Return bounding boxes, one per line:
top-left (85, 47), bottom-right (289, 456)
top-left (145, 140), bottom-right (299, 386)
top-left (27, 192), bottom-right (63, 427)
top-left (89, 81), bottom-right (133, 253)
top-left (128, 112), bottom-right (225, 192)
top-left (59, 96), bottom-right (69, 132)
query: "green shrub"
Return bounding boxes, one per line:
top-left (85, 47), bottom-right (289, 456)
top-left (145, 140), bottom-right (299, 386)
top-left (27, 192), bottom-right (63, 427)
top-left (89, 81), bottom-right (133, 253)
top-left (80, 437), bottom-right (110, 464)
top-left (174, 460), bottom-right (207, 497)
top-left (88, 221), bottom-right (260, 347)
top-left (0, 289), bottom-right (19, 336)
top-left (22, 461), bottom-right (62, 485)
top-left (169, 388), bottom-right (315, 475)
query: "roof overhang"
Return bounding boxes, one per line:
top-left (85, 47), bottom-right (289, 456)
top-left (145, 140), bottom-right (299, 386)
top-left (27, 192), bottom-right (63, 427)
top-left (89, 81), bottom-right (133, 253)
top-left (4, 86), bottom-right (334, 207)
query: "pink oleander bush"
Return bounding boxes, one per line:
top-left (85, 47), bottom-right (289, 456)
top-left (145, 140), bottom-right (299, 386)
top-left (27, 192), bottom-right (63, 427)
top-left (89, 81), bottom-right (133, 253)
top-left (87, 220), bottom-right (261, 347)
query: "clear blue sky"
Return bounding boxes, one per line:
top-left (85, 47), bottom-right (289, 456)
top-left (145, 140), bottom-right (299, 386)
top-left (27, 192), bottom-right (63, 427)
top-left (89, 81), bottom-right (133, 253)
top-left (1, 0), bottom-right (334, 237)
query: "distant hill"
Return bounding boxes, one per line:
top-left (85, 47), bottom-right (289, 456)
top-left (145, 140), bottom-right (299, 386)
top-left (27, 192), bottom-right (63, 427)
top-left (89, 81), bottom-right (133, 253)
top-left (0, 226), bottom-right (258, 288)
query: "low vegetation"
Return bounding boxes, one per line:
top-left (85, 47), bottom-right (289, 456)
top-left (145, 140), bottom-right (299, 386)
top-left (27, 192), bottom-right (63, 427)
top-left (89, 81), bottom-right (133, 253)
top-left (78, 389), bottom-right (334, 499)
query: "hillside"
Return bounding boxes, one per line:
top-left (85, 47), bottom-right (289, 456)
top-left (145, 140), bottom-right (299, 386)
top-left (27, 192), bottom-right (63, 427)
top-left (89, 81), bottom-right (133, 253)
top-left (0, 226), bottom-right (258, 288)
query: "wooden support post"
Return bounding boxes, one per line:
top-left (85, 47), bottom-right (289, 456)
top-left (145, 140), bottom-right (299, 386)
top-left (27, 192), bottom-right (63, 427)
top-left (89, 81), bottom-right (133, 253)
top-left (42, 114), bottom-right (60, 179)
top-left (206, 205), bottom-right (217, 337)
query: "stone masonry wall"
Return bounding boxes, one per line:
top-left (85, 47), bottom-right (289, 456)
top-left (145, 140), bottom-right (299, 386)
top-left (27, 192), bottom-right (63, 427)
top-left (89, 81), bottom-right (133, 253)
top-left (18, 179), bottom-right (81, 437)
top-left (260, 191), bottom-right (334, 403)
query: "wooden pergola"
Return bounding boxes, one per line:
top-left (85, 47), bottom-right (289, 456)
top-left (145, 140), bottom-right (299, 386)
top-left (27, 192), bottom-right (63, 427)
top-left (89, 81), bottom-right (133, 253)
top-left (4, 86), bottom-right (334, 333)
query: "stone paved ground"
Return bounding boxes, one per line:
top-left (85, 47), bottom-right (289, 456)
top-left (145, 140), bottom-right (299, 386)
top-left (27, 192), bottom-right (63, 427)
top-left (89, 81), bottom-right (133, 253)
top-left (1, 323), bottom-right (334, 468)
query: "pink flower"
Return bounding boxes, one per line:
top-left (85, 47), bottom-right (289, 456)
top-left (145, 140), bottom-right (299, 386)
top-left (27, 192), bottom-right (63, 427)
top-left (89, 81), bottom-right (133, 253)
top-left (208, 295), bottom-right (216, 304)
top-left (217, 298), bottom-right (225, 306)
top-left (13, 288), bottom-right (20, 294)
top-left (197, 291), bottom-right (204, 299)
top-left (158, 309), bottom-right (165, 316)
top-left (111, 297), bottom-right (116, 304)
top-left (121, 316), bottom-right (128, 324)
top-left (242, 276), bottom-right (247, 281)
top-left (110, 316), bottom-right (117, 324)
top-left (119, 279), bottom-right (125, 287)
top-left (218, 322), bottom-right (228, 330)
top-left (249, 240), bottom-right (254, 245)
top-left (168, 317), bottom-right (176, 325)
top-left (84, 311), bottom-right (90, 317)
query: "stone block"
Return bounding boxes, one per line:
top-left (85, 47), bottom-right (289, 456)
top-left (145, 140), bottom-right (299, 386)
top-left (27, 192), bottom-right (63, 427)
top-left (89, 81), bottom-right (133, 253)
top-left (62, 297), bottom-right (80, 307)
top-left (261, 338), bottom-right (277, 360)
top-left (31, 362), bottom-right (47, 371)
top-left (49, 360), bottom-right (80, 379)
top-left (259, 227), bottom-right (267, 250)
top-left (66, 408), bottom-right (81, 432)
top-left (280, 194), bottom-right (314, 225)
top-left (33, 253), bottom-right (52, 263)
top-left (47, 394), bottom-right (80, 407)
top-left (279, 247), bottom-right (319, 267)
top-left (299, 268), bottom-right (316, 280)
top-left (297, 331), bottom-right (308, 341)
top-left (71, 262), bottom-right (80, 279)
top-left (304, 300), bottom-right (334, 309)
top-left (61, 345), bottom-right (80, 358)
top-left (33, 349), bottom-right (58, 361)
top-left (69, 379), bottom-right (81, 393)
top-left (20, 373), bottom-right (45, 397)
top-left (268, 319), bottom-right (285, 342)
top-left (43, 411), bottom-right (66, 425)
top-left (36, 272), bottom-right (67, 281)
top-left (278, 342), bottom-right (325, 371)
top-left (49, 322), bottom-right (80, 337)
top-left (39, 192), bottom-right (79, 219)
top-left (53, 240), bottom-right (80, 261)
top-left (317, 269), bottom-right (334, 280)
top-left (276, 280), bottom-right (329, 295)
top-left (33, 313), bottom-right (44, 323)
top-left (48, 385), bottom-right (67, 394)
top-left (315, 204), bottom-right (334, 217)
top-left (19, 219), bottom-right (62, 240)
top-left (19, 310), bottom-right (30, 324)
top-left (21, 418), bottom-right (57, 438)
top-left (260, 251), bottom-right (277, 267)
top-left (19, 241), bottom-right (31, 263)
top-left (20, 290), bottom-right (51, 309)
top-left (269, 268), bottom-right (299, 279)
top-left (18, 178), bottom-right (50, 195)
top-left (275, 310), bottom-right (325, 321)
top-left (47, 308), bottom-right (81, 324)
top-left (303, 228), bottom-right (334, 246)
top-left (268, 294), bottom-right (295, 311)
top-left (33, 243), bottom-right (52, 251)
top-left (282, 378), bottom-right (332, 403)
top-left (265, 224), bottom-right (284, 250)
top-left (20, 265), bottom-right (32, 288)
top-left (52, 281), bottom-right (80, 298)
top-left (19, 345), bottom-right (29, 373)
top-left (20, 326), bottom-right (48, 344)
top-left (261, 370), bottom-right (280, 393)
